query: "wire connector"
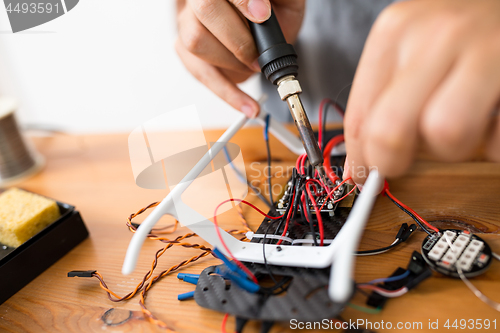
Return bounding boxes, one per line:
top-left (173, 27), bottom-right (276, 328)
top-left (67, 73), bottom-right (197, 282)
top-left (401, 224), bottom-right (417, 242)
top-left (395, 223), bottom-right (409, 240)
top-left (212, 247), bottom-right (248, 279)
top-left (67, 270), bottom-right (96, 278)
top-left (406, 251), bottom-right (432, 285)
top-left (177, 273), bottom-right (200, 280)
top-left (215, 267), bottom-right (260, 294)
top-left (366, 251), bottom-right (431, 308)
top-left (177, 291), bottom-right (195, 301)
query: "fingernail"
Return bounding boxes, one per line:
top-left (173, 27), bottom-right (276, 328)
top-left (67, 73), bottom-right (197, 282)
top-left (252, 59), bottom-right (261, 72)
top-left (342, 158), bottom-right (350, 180)
top-left (241, 104), bottom-right (257, 118)
top-left (248, 0), bottom-right (271, 22)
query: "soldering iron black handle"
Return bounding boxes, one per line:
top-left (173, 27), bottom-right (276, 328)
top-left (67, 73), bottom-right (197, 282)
top-left (248, 9), bottom-right (298, 85)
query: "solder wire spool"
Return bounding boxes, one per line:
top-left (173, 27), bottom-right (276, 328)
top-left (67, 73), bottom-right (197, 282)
top-left (0, 97), bottom-right (44, 186)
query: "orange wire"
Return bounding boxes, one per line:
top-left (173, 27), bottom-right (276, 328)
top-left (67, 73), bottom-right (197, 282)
top-left (77, 180), bottom-right (264, 331)
top-left (139, 251), bottom-right (211, 328)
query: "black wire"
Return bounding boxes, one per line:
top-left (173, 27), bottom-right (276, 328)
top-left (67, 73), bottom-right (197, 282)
top-left (303, 187), bottom-right (319, 246)
top-left (262, 220), bottom-right (279, 285)
top-left (355, 239), bottom-right (402, 255)
top-left (262, 171), bottom-right (298, 282)
top-left (321, 100), bottom-right (345, 152)
top-left (260, 217), bottom-right (294, 296)
top-left (266, 141), bottom-right (273, 204)
top-left (265, 117), bottom-right (273, 205)
top-left (272, 175), bottom-right (300, 237)
top-left (261, 215), bottom-right (294, 295)
top-left (259, 275), bottom-right (292, 295)
top-left (321, 101), bottom-right (328, 152)
top-left (261, 171), bottom-right (300, 290)
top-left (386, 196), bottom-right (433, 236)
top-left (288, 178), bottom-right (303, 223)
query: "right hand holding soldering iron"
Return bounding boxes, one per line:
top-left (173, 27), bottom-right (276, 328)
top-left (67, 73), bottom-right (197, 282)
top-left (175, 0), bottom-right (305, 118)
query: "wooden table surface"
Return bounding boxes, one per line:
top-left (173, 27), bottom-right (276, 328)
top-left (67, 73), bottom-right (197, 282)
top-left (0, 127), bottom-right (499, 333)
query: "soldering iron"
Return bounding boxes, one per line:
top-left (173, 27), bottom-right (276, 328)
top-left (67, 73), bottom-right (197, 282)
top-left (248, 9), bottom-right (328, 183)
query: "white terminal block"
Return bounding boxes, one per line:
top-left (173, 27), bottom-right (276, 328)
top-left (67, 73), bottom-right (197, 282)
top-left (444, 230), bottom-right (457, 241)
top-left (439, 233), bottom-right (470, 267)
top-left (428, 231), bottom-right (456, 261)
top-left (457, 239), bottom-right (484, 271)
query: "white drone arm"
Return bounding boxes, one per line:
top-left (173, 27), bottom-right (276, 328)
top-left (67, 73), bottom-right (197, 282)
top-left (122, 114), bottom-right (381, 302)
top-left (122, 115), bottom-right (248, 275)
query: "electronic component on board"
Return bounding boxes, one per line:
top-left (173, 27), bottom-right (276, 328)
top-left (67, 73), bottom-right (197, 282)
top-left (421, 229), bottom-right (493, 278)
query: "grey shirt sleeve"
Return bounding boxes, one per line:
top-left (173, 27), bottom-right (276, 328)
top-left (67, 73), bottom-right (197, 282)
top-left (261, 0), bottom-right (396, 123)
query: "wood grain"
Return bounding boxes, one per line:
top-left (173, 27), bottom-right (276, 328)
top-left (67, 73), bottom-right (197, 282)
top-left (0, 128), bottom-right (499, 333)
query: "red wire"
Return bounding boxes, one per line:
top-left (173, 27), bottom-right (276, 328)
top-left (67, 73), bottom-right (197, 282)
top-left (300, 154), bottom-right (307, 174)
top-left (296, 153), bottom-right (307, 174)
top-left (318, 101), bottom-right (324, 151)
top-left (382, 182), bottom-right (440, 233)
top-left (306, 178), bottom-right (329, 193)
top-left (319, 98), bottom-right (345, 119)
top-left (318, 98), bottom-right (345, 151)
top-left (323, 135), bottom-right (344, 184)
top-left (213, 199), bottom-right (283, 283)
top-left (295, 154), bottom-right (303, 174)
top-left (319, 177), bottom-right (353, 211)
top-left (301, 194), bottom-right (311, 224)
top-left (334, 185), bottom-right (357, 203)
top-left (305, 180), bottom-right (325, 246)
top-left (221, 313), bottom-right (229, 333)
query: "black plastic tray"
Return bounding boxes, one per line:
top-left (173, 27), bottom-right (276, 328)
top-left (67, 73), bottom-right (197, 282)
top-left (0, 198), bottom-right (89, 304)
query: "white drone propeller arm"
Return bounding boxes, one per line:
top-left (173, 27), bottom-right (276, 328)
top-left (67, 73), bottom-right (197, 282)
top-left (328, 170), bottom-right (382, 301)
top-left (122, 115), bottom-right (249, 275)
top-left (122, 114), bottom-right (382, 303)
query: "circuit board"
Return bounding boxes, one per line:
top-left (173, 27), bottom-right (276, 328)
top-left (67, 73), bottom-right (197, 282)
top-left (249, 148), bottom-right (354, 246)
top-left (250, 178), bottom-right (355, 246)
top-left (195, 152), bottom-right (358, 322)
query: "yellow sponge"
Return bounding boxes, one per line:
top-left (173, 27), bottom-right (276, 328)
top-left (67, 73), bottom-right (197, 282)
top-left (0, 188), bottom-right (60, 247)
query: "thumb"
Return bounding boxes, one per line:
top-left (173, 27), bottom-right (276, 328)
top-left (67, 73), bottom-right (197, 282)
top-left (229, 0), bottom-right (271, 23)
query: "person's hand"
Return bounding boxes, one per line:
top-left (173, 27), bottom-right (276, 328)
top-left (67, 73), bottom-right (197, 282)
top-left (344, 0), bottom-right (500, 184)
top-left (175, 0), bottom-right (305, 118)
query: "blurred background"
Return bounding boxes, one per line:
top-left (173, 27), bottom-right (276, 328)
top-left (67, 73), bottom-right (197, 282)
top-left (0, 0), bottom-right (256, 133)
